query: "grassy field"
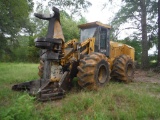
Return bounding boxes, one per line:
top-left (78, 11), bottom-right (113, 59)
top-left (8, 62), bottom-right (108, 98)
top-left (0, 63), bottom-right (160, 120)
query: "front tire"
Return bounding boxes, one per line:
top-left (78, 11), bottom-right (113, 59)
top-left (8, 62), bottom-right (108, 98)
top-left (77, 52), bottom-right (110, 90)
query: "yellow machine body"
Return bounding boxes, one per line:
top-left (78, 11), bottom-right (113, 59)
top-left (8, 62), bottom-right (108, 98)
top-left (50, 20), bottom-right (135, 71)
top-left (109, 41), bottom-right (135, 68)
top-left (60, 21), bottom-right (135, 71)
top-left (12, 7), bottom-right (135, 101)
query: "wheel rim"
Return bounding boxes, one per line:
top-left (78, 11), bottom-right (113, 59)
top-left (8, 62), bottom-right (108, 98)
top-left (126, 63), bottom-right (133, 77)
top-left (98, 64), bottom-right (107, 83)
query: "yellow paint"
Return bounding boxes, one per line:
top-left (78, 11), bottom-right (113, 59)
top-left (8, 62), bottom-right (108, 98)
top-left (64, 39), bottom-right (78, 48)
top-left (108, 41), bottom-right (135, 68)
top-left (60, 38), bottom-right (134, 70)
top-left (60, 38), bottom-right (95, 65)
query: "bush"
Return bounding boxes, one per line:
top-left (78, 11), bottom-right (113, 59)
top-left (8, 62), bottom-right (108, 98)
top-left (1, 94), bottom-right (37, 120)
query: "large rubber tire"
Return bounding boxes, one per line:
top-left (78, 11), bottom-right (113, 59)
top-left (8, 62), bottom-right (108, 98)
top-left (111, 54), bottom-right (135, 83)
top-left (77, 52), bottom-right (110, 90)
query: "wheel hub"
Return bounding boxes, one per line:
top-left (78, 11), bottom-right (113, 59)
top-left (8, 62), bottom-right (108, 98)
top-left (98, 64), bottom-right (107, 83)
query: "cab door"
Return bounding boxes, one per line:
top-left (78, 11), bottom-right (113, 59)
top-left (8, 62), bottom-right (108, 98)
top-left (99, 27), bottom-right (110, 57)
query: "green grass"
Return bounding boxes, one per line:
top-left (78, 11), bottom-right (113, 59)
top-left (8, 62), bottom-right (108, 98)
top-left (0, 63), bottom-right (160, 120)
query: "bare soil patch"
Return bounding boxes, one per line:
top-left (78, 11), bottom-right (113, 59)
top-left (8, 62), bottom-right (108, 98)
top-left (134, 69), bottom-right (160, 84)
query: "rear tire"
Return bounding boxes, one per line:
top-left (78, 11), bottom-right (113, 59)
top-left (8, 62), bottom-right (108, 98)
top-left (111, 54), bottom-right (135, 83)
top-left (77, 52), bottom-right (110, 90)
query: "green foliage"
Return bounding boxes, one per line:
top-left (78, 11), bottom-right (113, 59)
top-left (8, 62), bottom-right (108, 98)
top-left (78, 16), bottom-right (88, 25)
top-left (1, 95), bottom-right (36, 120)
top-left (12, 46), bottom-right (28, 62)
top-left (61, 12), bottom-right (80, 41)
top-left (11, 36), bottom-right (29, 62)
top-left (149, 54), bottom-right (158, 67)
top-left (0, 0), bottom-right (33, 35)
top-left (0, 35), bottom-right (40, 62)
top-left (0, 34), bottom-right (7, 59)
top-left (41, 0), bottom-right (92, 17)
top-left (0, 0), bottom-right (34, 60)
top-left (27, 36), bottom-right (39, 62)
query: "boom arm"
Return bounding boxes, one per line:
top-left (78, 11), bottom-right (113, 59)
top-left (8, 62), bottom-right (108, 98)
top-left (60, 38), bottom-right (95, 66)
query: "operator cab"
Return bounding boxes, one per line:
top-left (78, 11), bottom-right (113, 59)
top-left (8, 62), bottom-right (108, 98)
top-left (78, 21), bottom-right (111, 57)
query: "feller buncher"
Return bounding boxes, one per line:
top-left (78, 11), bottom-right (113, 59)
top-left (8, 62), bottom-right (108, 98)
top-left (12, 7), bottom-right (135, 101)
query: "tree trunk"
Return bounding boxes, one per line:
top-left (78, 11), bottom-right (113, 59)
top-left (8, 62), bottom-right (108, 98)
top-left (158, 0), bottom-right (160, 67)
top-left (140, 0), bottom-right (149, 69)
